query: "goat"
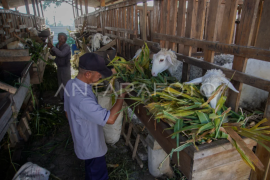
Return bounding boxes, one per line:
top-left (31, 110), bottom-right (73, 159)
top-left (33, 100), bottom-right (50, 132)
top-left (7, 41), bottom-right (25, 49)
top-left (151, 49), bottom-right (182, 81)
top-left (29, 28), bottom-right (39, 37)
top-left (91, 33), bottom-right (103, 52)
top-left (221, 58), bottom-right (270, 109)
top-left (185, 69), bottom-right (239, 109)
top-left (101, 36), bottom-right (112, 45)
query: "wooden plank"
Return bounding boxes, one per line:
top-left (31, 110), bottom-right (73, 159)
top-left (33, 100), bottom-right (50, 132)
top-left (84, 0), bottom-right (88, 14)
top-left (195, 0), bottom-right (207, 40)
top-left (159, 0), bottom-right (167, 47)
top-left (182, 0), bottom-right (196, 82)
top-left (153, 33), bottom-right (270, 62)
top-left (0, 49), bottom-right (29, 57)
top-left (219, 0), bottom-right (239, 44)
top-left (0, 56), bottom-right (32, 62)
top-left (256, 0), bottom-right (270, 49)
top-left (227, 0), bottom-right (260, 112)
top-left (133, 38), bottom-right (270, 92)
top-left (123, 132), bottom-right (144, 168)
top-left (251, 0), bottom-right (263, 46)
top-left (177, 0), bottom-right (186, 53)
top-left (251, 1), bottom-right (270, 179)
top-left (125, 123), bottom-right (133, 146)
top-left (167, 0), bottom-right (177, 51)
top-left (132, 134), bottom-right (140, 160)
top-left (31, 0), bottom-right (37, 16)
top-left (2, 0), bottom-right (9, 9)
top-left (193, 142), bottom-right (255, 172)
top-left (142, 2), bottom-right (147, 41)
top-left (152, 0), bottom-right (160, 42)
top-left (192, 159), bottom-right (251, 180)
top-left (0, 81), bottom-right (17, 94)
top-left (105, 27), bottom-right (135, 35)
top-left (125, 98), bottom-right (194, 179)
top-left (203, 0), bottom-right (222, 65)
top-left (17, 117), bottom-right (32, 141)
top-left (97, 39), bottom-right (116, 52)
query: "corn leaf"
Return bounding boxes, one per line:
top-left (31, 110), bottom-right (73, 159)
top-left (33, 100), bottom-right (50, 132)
top-left (196, 111), bottom-right (210, 124)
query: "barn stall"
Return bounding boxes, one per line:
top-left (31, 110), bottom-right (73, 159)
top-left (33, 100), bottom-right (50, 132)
top-left (0, 0), bottom-right (52, 147)
top-left (0, 0), bottom-right (270, 179)
top-left (71, 0), bottom-right (270, 179)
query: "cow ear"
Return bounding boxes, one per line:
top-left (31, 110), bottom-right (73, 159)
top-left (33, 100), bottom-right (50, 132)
top-left (166, 55), bottom-right (174, 65)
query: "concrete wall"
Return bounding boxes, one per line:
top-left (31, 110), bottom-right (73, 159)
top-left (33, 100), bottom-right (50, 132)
top-left (50, 26), bottom-right (75, 44)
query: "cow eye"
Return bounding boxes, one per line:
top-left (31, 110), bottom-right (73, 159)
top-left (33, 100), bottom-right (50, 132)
top-left (159, 59), bottom-right (164, 62)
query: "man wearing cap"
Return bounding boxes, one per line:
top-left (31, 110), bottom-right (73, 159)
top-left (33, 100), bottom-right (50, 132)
top-left (64, 53), bottom-right (125, 180)
top-left (48, 32), bottom-right (71, 102)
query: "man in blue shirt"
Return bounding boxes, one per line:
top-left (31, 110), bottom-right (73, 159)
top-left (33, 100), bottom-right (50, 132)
top-left (48, 33), bottom-right (71, 102)
top-left (64, 53), bottom-right (125, 180)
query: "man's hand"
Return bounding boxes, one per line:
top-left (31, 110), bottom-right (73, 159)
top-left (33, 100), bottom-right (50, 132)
top-left (47, 42), bottom-right (54, 48)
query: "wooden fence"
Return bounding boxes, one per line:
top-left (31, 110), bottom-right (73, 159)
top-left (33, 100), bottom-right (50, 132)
top-left (75, 0), bottom-right (270, 179)
top-left (0, 9), bottom-right (45, 48)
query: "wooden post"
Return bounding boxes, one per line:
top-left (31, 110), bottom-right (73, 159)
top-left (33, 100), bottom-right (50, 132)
top-left (2, 0), bottom-right (9, 9)
top-left (84, 0), bottom-right (88, 14)
top-left (31, 0), bottom-right (37, 16)
top-left (75, 0), bottom-right (79, 17)
top-left (227, 0), bottom-right (260, 111)
top-left (79, 0), bottom-right (83, 16)
top-left (101, 0), bottom-right (105, 7)
top-left (203, 0), bottom-right (222, 69)
top-left (142, 2), bottom-right (147, 41)
top-left (251, 1), bottom-right (270, 179)
top-left (24, 0), bottom-right (30, 14)
top-left (72, 0), bottom-right (76, 18)
top-left (35, 0), bottom-right (40, 17)
top-left (40, 1), bottom-right (44, 17)
top-left (181, 0), bottom-right (196, 82)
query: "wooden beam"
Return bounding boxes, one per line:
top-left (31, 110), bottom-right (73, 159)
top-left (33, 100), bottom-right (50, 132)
top-left (97, 39), bottom-right (116, 52)
top-left (79, 0), bottom-right (83, 15)
top-left (142, 2), bottom-right (147, 41)
top-left (35, 0), bottom-right (40, 17)
top-left (153, 33), bottom-right (270, 62)
top-left (2, 0), bottom-right (9, 9)
top-left (84, 0), bottom-right (88, 14)
top-left (219, 0), bottom-right (238, 44)
top-left (24, 0), bottom-right (30, 14)
top-left (72, 0), bottom-right (75, 18)
top-left (75, 0), bottom-right (79, 17)
top-left (227, 0), bottom-right (260, 112)
top-left (101, 0), bottom-right (105, 7)
top-left (251, 1), bottom-right (270, 180)
top-left (133, 38), bottom-right (270, 92)
top-left (0, 81), bottom-right (17, 94)
top-left (181, 0), bottom-right (195, 82)
top-left (136, 6), bottom-right (153, 11)
top-left (40, 0), bottom-right (44, 17)
top-left (105, 26), bottom-right (135, 34)
top-left (0, 56), bottom-right (32, 62)
top-left (31, 0), bottom-right (37, 16)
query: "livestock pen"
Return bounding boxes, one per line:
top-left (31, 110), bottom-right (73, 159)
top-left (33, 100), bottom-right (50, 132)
top-left (73, 0), bottom-right (270, 179)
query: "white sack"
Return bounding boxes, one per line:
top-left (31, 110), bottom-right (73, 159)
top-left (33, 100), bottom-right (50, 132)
top-left (98, 91), bottom-right (123, 145)
top-left (12, 162), bottom-right (50, 180)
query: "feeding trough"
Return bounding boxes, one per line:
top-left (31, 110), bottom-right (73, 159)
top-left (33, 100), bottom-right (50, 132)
top-left (0, 61), bottom-right (32, 142)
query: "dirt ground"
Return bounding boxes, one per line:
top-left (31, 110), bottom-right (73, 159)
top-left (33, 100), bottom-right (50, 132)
top-left (0, 91), bottom-right (186, 180)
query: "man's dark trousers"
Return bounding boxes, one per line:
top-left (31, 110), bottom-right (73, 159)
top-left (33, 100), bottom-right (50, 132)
top-left (85, 155), bottom-right (108, 180)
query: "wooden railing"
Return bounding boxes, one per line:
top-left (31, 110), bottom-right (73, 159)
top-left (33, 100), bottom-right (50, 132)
top-left (73, 1), bottom-right (270, 179)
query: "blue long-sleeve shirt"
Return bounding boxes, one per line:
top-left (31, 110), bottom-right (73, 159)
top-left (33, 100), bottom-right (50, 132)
top-left (50, 43), bottom-right (71, 67)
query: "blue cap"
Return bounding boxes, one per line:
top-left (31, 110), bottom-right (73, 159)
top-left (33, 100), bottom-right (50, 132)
top-left (79, 53), bottom-right (112, 77)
